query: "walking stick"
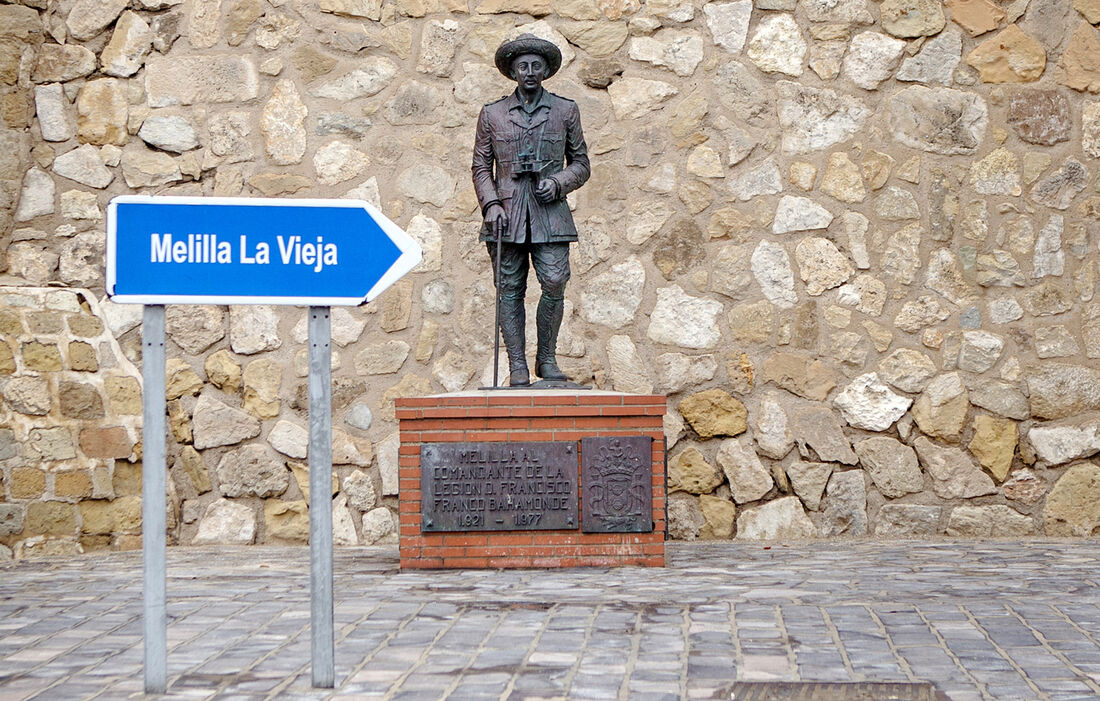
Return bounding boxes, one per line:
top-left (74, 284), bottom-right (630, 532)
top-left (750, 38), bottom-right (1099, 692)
top-left (492, 220), bottom-right (503, 388)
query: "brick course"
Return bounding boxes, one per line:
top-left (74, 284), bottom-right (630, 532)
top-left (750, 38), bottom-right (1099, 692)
top-left (397, 391), bottom-right (667, 569)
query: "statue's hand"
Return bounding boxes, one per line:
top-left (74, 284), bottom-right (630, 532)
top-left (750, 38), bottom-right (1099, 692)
top-left (535, 178), bottom-right (559, 204)
top-left (485, 203), bottom-right (508, 240)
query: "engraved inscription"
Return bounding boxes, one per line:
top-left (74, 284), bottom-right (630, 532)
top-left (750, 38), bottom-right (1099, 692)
top-left (421, 442), bottom-right (579, 532)
top-left (581, 436), bottom-right (654, 533)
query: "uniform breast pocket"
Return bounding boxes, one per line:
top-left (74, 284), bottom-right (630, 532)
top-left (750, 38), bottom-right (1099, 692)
top-left (542, 132), bottom-right (565, 161)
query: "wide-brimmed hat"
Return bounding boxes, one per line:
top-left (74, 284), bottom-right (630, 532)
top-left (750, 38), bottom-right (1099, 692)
top-left (494, 34), bottom-right (562, 80)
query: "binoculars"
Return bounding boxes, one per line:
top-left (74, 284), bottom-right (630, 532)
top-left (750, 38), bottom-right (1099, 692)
top-left (512, 152), bottom-right (546, 179)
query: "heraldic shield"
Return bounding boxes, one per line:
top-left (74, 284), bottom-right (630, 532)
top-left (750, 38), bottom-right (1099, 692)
top-left (580, 436), bottom-right (654, 533)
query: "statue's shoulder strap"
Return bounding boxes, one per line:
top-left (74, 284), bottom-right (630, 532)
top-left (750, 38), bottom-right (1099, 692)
top-left (545, 90), bottom-right (575, 105)
top-left (483, 94), bottom-right (509, 108)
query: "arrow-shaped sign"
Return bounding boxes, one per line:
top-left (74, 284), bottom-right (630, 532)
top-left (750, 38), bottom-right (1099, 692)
top-left (106, 196), bottom-right (422, 306)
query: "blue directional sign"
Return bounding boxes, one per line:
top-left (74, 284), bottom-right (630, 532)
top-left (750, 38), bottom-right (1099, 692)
top-left (106, 196), bottom-right (422, 306)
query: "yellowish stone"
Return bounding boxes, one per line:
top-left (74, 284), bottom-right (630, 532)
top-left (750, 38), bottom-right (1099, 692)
top-left (966, 25), bottom-right (1046, 83)
top-left (968, 415), bottom-right (1017, 482)
top-left (1060, 21), bottom-right (1100, 93)
top-left (678, 389), bottom-right (748, 439)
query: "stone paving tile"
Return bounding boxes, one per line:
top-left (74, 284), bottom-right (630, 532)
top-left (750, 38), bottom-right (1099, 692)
top-left (1, 541), bottom-right (1099, 699)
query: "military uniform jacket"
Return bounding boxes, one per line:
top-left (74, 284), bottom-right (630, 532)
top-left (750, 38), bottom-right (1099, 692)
top-left (472, 88), bottom-right (590, 244)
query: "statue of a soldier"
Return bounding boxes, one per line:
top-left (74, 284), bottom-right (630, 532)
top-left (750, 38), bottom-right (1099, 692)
top-left (472, 34), bottom-right (591, 386)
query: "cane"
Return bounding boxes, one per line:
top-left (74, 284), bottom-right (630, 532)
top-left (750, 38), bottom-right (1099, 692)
top-left (491, 217), bottom-right (503, 388)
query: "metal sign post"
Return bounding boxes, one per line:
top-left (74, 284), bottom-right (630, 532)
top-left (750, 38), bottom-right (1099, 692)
top-left (142, 305), bottom-right (167, 694)
top-left (308, 307), bottom-right (334, 688)
top-left (110, 196), bottom-right (421, 692)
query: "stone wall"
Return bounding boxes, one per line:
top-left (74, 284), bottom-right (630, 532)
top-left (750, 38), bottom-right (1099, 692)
top-left (0, 287), bottom-right (147, 558)
top-left (2, 0), bottom-right (1100, 557)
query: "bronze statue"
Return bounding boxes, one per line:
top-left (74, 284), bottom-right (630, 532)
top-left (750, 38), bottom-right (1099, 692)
top-left (472, 34), bottom-right (591, 387)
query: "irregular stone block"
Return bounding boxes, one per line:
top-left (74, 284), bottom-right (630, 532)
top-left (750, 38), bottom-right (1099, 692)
top-left (796, 237), bottom-right (852, 296)
top-left (968, 415), bottom-right (1017, 481)
top-left (843, 31), bottom-right (906, 90)
top-left (100, 11), bottom-right (153, 78)
top-left (704, 1), bottom-right (752, 52)
top-left (881, 0), bottom-right (945, 37)
top-left (946, 505), bottom-right (1033, 536)
top-left (264, 499), bottom-right (309, 542)
top-left (785, 461), bottom-right (833, 511)
top-left (679, 388), bottom-right (747, 439)
top-left (791, 406), bottom-right (858, 465)
top-left (913, 436), bottom-right (997, 499)
top-left (218, 444), bottom-right (290, 498)
top-left (855, 437), bottom-right (924, 498)
top-left (747, 14), bottom-right (806, 77)
top-left (875, 504), bottom-right (941, 537)
top-left (647, 285), bottom-right (722, 350)
top-left (78, 426), bottom-right (132, 459)
top-left (912, 373), bottom-right (970, 442)
top-left (607, 75), bottom-right (678, 119)
top-left (33, 45), bottom-right (96, 83)
top-left (834, 373), bottom-right (911, 432)
top-left (67, 0), bottom-right (129, 40)
top-left (1028, 414), bottom-right (1100, 465)
top-left (717, 436), bottom-right (774, 504)
top-left (821, 470), bottom-right (867, 537)
top-left (762, 352), bottom-right (836, 401)
top-left (76, 79), bottom-right (128, 146)
top-left (1044, 463), bottom-right (1100, 536)
top-left (777, 81), bottom-right (869, 154)
top-left (192, 394), bottom-right (261, 449)
top-left (736, 496), bottom-right (816, 540)
top-left (1059, 21), bottom-right (1100, 93)
top-left (145, 55), bottom-right (259, 107)
top-left (1007, 90), bottom-right (1071, 145)
top-left (751, 241), bottom-right (798, 309)
top-left (193, 499), bottom-right (256, 545)
top-left (897, 28), bottom-right (961, 84)
top-left (630, 29), bottom-right (704, 77)
top-left (965, 25), bottom-right (1046, 83)
top-left (946, 0), bottom-right (1004, 36)
top-left (752, 392), bottom-right (793, 460)
top-left (669, 445), bottom-right (722, 494)
top-left (888, 86), bottom-right (988, 155)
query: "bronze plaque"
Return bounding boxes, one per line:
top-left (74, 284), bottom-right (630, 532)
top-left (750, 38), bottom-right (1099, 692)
top-left (420, 442), bottom-right (578, 532)
top-left (580, 436), bottom-right (653, 533)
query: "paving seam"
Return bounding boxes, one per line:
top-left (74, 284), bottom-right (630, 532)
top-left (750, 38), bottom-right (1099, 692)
top-left (866, 605), bottom-right (919, 683)
top-left (438, 605), bottom-right (507, 699)
top-left (932, 604), bottom-right (997, 701)
top-left (330, 599), bottom-right (417, 697)
top-left (1005, 602), bottom-right (1100, 697)
top-left (556, 601), bottom-right (599, 698)
top-left (819, 606), bottom-right (857, 681)
top-left (773, 603), bottom-right (798, 681)
top-left (252, 619), bottom-right (326, 698)
top-left (18, 597), bottom-right (138, 701)
top-left (729, 600), bottom-right (745, 686)
top-left (676, 603), bottom-right (691, 700)
top-left (388, 600), bottom-right (464, 699)
top-left (164, 598), bottom-right (265, 695)
top-left (959, 604), bottom-right (1047, 700)
top-left (614, 608), bottom-right (643, 701)
top-left (497, 601), bottom-right (555, 701)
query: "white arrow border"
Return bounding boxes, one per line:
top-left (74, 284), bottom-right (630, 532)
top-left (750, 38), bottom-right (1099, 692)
top-left (106, 195), bottom-right (423, 306)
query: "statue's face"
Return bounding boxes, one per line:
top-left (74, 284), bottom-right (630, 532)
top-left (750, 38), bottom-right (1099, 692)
top-left (511, 52), bottom-right (548, 91)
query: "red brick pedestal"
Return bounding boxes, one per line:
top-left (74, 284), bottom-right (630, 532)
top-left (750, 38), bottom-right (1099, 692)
top-left (395, 391), bottom-right (667, 569)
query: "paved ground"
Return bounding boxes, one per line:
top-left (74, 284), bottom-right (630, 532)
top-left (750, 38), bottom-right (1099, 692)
top-left (1, 541), bottom-right (1099, 700)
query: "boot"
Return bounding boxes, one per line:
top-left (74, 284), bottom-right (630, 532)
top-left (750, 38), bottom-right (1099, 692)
top-left (499, 295), bottom-right (529, 386)
top-left (535, 294), bottom-right (568, 382)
